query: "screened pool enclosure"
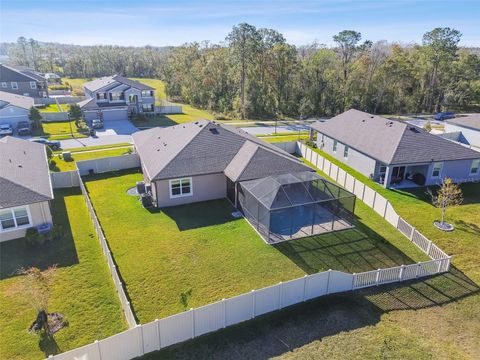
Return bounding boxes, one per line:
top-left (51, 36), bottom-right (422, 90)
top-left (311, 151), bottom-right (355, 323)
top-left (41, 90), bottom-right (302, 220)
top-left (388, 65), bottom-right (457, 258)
top-left (238, 171), bottom-right (356, 244)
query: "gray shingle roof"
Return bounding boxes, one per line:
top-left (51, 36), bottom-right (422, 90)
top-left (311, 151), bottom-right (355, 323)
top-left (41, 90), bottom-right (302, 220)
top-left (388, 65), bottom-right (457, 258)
top-left (78, 97), bottom-right (127, 110)
top-left (446, 114), bottom-right (480, 131)
top-left (0, 63), bottom-right (44, 82)
top-left (133, 120), bottom-right (312, 181)
top-left (311, 109), bottom-right (480, 165)
top-left (83, 75), bottom-right (154, 92)
top-left (0, 137), bottom-right (53, 208)
top-left (0, 91), bottom-right (34, 110)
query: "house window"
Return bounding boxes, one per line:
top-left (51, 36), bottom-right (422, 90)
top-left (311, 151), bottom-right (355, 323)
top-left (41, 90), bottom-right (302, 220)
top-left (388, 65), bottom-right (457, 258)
top-left (11, 82), bottom-right (18, 89)
top-left (0, 207), bottom-right (30, 231)
top-left (333, 140), bottom-right (338, 153)
top-left (110, 92), bottom-right (124, 101)
top-left (431, 162), bottom-right (443, 178)
top-left (142, 104), bottom-right (154, 112)
top-left (470, 159), bottom-right (480, 175)
top-left (379, 165), bottom-right (387, 175)
top-left (1, 82), bottom-right (6, 88)
top-left (169, 178), bottom-right (192, 198)
top-left (30, 81), bottom-right (37, 89)
top-left (141, 90), bottom-right (153, 97)
top-left (343, 145), bottom-right (349, 159)
top-left (96, 92), bottom-right (107, 100)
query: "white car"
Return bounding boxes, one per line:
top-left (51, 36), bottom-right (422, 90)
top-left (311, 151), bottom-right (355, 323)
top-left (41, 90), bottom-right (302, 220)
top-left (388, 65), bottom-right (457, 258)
top-left (0, 123), bottom-right (13, 136)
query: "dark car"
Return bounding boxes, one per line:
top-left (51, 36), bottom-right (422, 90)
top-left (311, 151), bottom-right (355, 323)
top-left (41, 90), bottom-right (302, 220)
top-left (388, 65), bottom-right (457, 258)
top-left (92, 119), bottom-right (104, 129)
top-left (29, 137), bottom-right (61, 150)
top-left (16, 121), bottom-right (32, 136)
top-left (434, 112), bottom-right (455, 120)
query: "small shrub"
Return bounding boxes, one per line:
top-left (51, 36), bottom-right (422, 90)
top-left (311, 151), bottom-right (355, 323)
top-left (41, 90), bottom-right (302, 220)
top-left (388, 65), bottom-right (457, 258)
top-left (305, 139), bottom-right (317, 148)
top-left (179, 289), bottom-right (192, 311)
top-left (25, 228), bottom-right (46, 246)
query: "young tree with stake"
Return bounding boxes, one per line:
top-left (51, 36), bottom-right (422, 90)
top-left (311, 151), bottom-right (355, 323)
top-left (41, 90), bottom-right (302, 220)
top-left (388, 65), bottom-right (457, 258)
top-left (428, 178), bottom-right (463, 230)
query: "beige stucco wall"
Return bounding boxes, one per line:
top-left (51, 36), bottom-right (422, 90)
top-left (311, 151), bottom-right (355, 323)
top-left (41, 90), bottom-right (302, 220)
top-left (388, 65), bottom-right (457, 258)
top-left (154, 173), bottom-right (227, 207)
top-left (0, 201), bottom-right (52, 242)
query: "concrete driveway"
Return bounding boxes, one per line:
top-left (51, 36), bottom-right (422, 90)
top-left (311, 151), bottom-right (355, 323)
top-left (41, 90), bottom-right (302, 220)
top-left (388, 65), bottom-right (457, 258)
top-left (95, 119), bottom-right (139, 136)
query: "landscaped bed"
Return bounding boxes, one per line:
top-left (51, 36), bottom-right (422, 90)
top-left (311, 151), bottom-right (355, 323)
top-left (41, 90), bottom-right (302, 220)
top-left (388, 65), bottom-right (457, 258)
top-left (84, 170), bottom-right (428, 324)
top-left (0, 189), bottom-right (127, 360)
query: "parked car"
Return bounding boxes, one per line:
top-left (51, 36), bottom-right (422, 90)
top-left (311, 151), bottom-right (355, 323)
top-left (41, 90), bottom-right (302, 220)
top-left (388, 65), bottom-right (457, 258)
top-left (0, 123), bottom-right (13, 136)
top-left (92, 119), bottom-right (104, 129)
top-left (29, 137), bottom-right (61, 150)
top-left (16, 121), bottom-right (32, 136)
top-left (434, 112), bottom-right (455, 120)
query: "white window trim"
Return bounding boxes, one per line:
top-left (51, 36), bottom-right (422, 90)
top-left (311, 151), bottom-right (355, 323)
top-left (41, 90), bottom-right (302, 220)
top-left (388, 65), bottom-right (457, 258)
top-left (169, 177), bottom-right (193, 199)
top-left (11, 82), bottom-right (18, 89)
top-left (343, 145), bottom-right (349, 159)
top-left (30, 81), bottom-right (37, 89)
top-left (470, 159), bottom-right (480, 175)
top-left (431, 162), bottom-right (443, 178)
top-left (1, 82), bottom-right (6, 88)
top-left (333, 140), bottom-right (338, 153)
top-left (0, 205), bottom-right (32, 233)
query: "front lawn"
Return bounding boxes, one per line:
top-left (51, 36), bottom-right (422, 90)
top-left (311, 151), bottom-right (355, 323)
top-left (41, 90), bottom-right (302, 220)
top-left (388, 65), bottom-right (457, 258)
top-left (85, 171), bottom-right (427, 323)
top-left (0, 189), bottom-right (127, 360)
top-left (50, 147), bottom-right (133, 172)
top-left (33, 120), bottom-right (88, 140)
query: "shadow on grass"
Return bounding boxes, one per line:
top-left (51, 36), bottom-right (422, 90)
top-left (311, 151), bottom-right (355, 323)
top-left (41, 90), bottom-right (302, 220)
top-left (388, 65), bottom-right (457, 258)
top-left (0, 189), bottom-right (80, 280)
top-left (140, 267), bottom-right (479, 360)
top-left (162, 199), bottom-right (240, 231)
top-left (39, 332), bottom-right (60, 357)
top-left (275, 225), bottom-right (417, 275)
top-left (133, 115), bottom-right (178, 128)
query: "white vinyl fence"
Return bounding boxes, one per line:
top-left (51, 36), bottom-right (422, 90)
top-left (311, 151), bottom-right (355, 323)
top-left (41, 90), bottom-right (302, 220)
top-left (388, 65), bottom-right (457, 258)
top-left (296, 142), bottom-right (451, 262)
top-left (51, 171), bottom-right (80, 188)
top-left (47, 148), bottom-right (452, 360)
top-left (154, 105), bottom-right (182, 114)
top-left (76, 153), bottom-right (140, 176)
top-left (271, 140), bottom-right (299, 154)
top-left (41, 112), bottom-right (70, 121)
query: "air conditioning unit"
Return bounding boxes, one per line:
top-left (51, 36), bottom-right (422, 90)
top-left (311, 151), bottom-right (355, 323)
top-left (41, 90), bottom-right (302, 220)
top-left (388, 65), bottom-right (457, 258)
top-left (136, 181), bottom-right (146, 194)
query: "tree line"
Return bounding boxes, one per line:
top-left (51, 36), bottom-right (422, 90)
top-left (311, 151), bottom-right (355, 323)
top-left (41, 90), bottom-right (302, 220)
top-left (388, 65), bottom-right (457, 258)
top-left (5, 24), bottom-right (480, 117)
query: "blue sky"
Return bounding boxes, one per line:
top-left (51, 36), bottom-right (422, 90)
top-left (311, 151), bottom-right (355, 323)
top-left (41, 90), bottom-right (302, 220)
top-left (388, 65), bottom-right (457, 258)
top-left (1, 0), bottom-right (479, 46)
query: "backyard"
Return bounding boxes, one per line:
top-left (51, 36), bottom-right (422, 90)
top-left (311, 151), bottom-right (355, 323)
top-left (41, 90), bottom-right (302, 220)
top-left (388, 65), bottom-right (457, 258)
top-left (33, 120), bottom-right (89, 140)
top-left (84, 170), bottom-right (428, 324)
top-left (139, 149), bottom-right (480, 360)
top-left (0, 189), bottom-right (127, 360)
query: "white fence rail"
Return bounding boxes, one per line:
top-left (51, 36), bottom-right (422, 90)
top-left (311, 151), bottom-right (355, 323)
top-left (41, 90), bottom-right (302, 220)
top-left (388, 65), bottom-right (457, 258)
top-left (78, 173), bottom-right (137, 328)
top-left (154, 105), bottom-right (183, 114)
top-left (47, 147), bottom-right (452, 360)
top-left (41, 112), bottom-right (70, 121)
top-left (76, 153), bottom-right (140, 176)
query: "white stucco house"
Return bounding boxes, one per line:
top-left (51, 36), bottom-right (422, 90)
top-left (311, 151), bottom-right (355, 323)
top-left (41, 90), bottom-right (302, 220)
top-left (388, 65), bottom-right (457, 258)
top-left (444, 114), bottom-right (480, 147)
top-left (310, 109), bottom-right (480, 188)
top-left (0, 137), bottom-right (54, 242)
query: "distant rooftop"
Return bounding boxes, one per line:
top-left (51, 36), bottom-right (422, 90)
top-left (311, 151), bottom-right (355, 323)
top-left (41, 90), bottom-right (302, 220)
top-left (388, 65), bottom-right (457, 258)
top-left (447, 114), bottom-right (480, 131)
top-left (83, 75), bottom-right (155, 92)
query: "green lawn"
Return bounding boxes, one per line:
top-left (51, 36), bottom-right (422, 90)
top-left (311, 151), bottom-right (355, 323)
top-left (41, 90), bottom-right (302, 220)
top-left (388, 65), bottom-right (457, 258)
top-left (140, 148), bottom-right (480, 359)
top-left (33, 120), bottom-right (88, 140)
top-left (262, 134), bottom-right (310, 143)
top-left (39, 104), bottom-right (62, 112)
top-left (50, 147), bottom-right (133, 172)
top-left (84, 170), bottom-right (427, 324)
top-left (0, 189), bottom-right (127, 360)
top-left (53, 143), bottom-right (133, 154)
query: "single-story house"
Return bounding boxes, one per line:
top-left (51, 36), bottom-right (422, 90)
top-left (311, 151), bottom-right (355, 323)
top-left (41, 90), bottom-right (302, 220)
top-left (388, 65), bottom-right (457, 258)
top-left (133, 120), bottom-right (355, 243)
top-left (79, 75), bottom-right (155, 121)
top-left (0, 90), bottom-right (34, 129)
top-left (444, 114), bottom-right (480, 147)
top-left (0, 137), bottom-right (54, 242)
top-left (310, 109), bottom-right (480, 188)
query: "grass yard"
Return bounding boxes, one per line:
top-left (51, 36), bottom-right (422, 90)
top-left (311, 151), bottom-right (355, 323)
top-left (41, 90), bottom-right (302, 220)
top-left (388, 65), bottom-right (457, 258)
top-left (50, 147), bottom-right (133, 172)
top-left (33, 120), bottom-right (88, 140)
top-left (39, 104), bottom-right (62, 112)
top-left (84, 170), bottom-right (427, 324)
top-left (0, 189), bottom-right (127, 360)
top-left (140, 151), bottom-right (480, 360)
top-left (262, 134), bottom-right (310, 143)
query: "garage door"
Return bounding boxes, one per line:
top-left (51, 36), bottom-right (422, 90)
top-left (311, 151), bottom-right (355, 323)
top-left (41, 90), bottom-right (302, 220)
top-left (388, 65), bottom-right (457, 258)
top-left (101, 108), bottom-right (128, 121)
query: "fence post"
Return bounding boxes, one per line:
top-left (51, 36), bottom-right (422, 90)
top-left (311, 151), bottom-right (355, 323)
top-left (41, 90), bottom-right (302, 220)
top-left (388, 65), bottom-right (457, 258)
top-left (326, 269), bottom-right (332, 294)
top-left (95, 340), bottom-right (102, 360)
top-left (278, 282), bottom-right (283, 309)
top-left (137, 324), bottom-right (145, 357)
top-left (222, 298), bottom-right (226, 328)
top-left (426, 240), bottom-right (433, 257)
top-left (190, 308), bottom-right (195, 339)
top-left (410, 227), bottom-right (416, 241)
top-left (415, 263), bottom-right (421, 278)
top-left (399, 265), bottom-right (405, 281)
top-left (155, 319), bottom-right (161, 350)
top-left (371, 191), bottom-right (377, 209)
top-left (383, 201), bottom-right (389, 219)
top-left (351, 273), bottom-right (356, 290)
top-left (375, 269), bottom-right (381, 285)
top-left (446, 256), bottom-right (452, 271)
top-left (303, 275), bottom-right (308, 301)
top-left (251, 290), bottom-right (256, 318)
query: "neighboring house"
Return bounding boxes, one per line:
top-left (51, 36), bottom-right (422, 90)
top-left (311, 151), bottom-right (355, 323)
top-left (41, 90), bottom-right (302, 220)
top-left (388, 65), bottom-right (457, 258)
top-left (79, 75), bottom-right (155, 121)
top-left (0, 63), bottom-right (48, 98)
top-left (444, 114), bottom-right (480, 147)
top-left (311, 109), bottom-right (480, 188)
top-left (0, 90), bottom-right (34, 130)
top-left (0, 137), bottom-right (54, 242)
top-left (133, 120), bottom-right (354, 244)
